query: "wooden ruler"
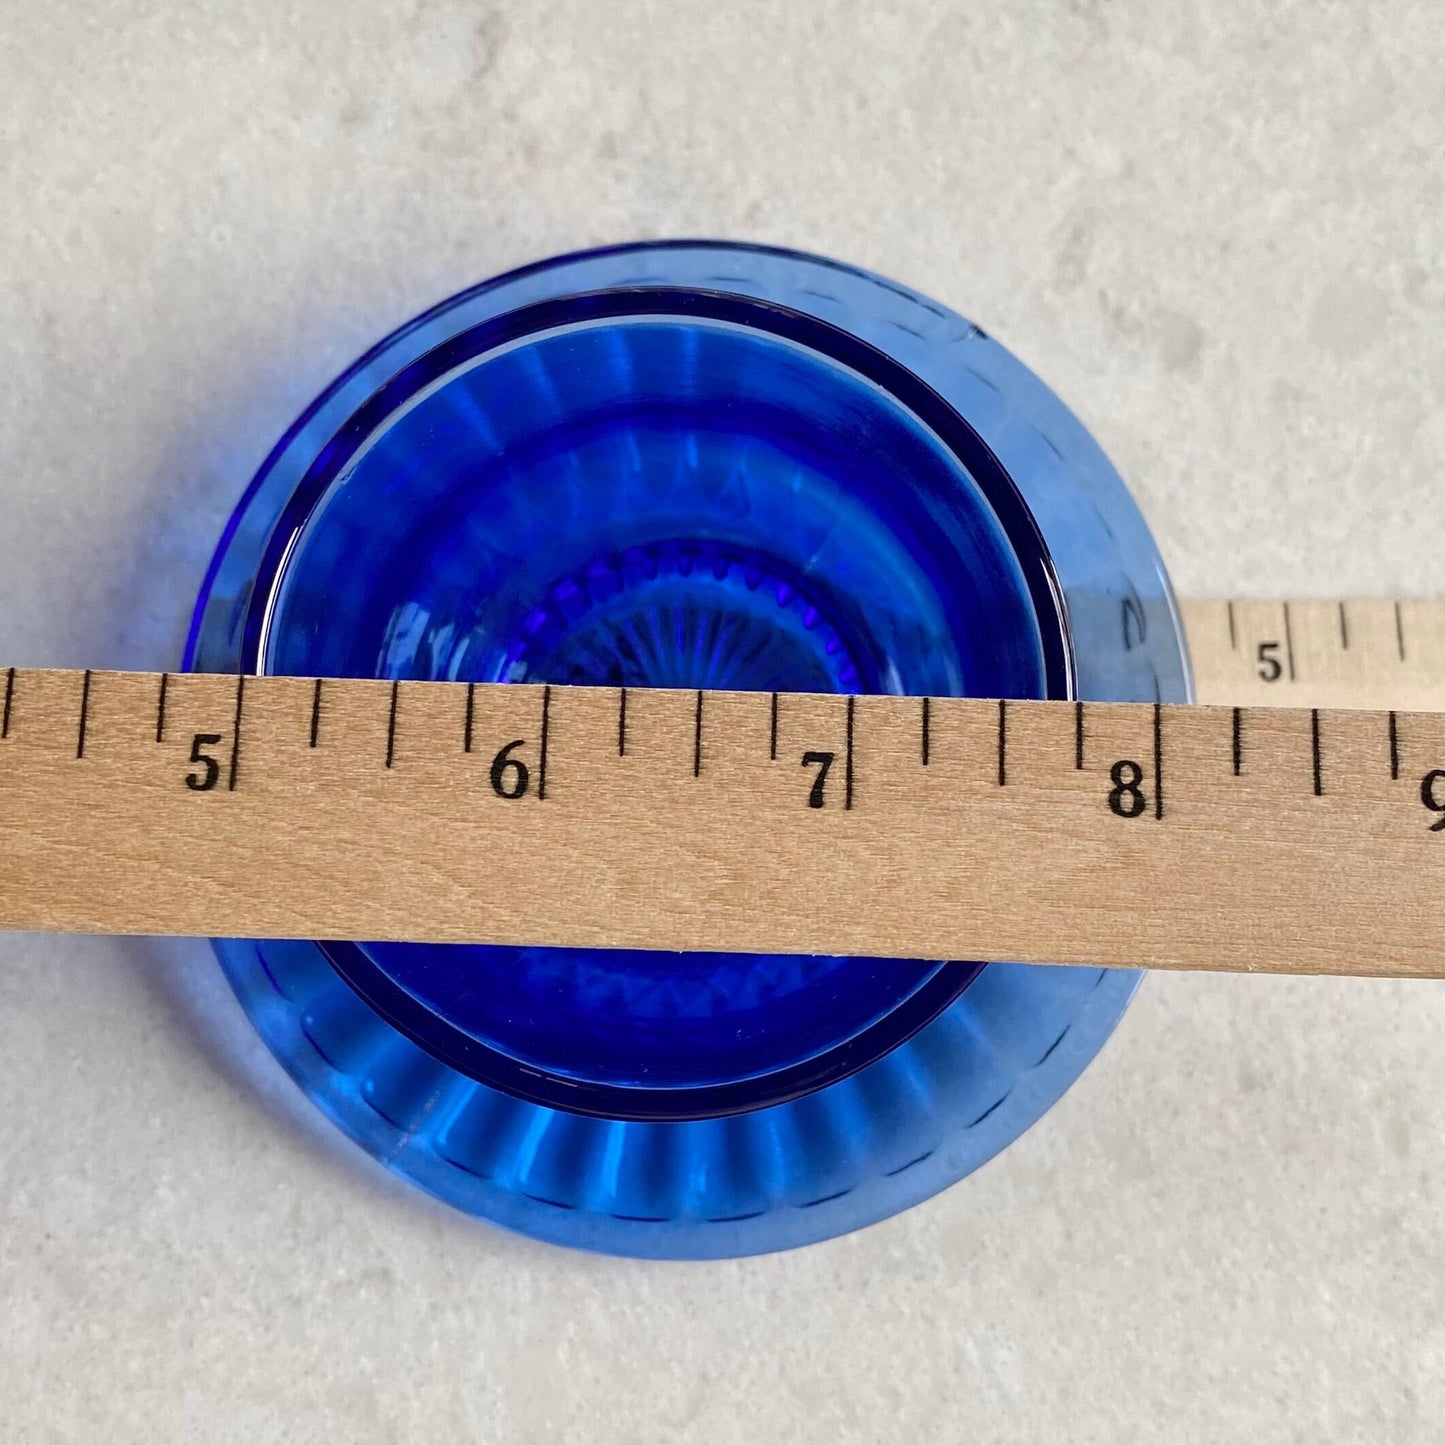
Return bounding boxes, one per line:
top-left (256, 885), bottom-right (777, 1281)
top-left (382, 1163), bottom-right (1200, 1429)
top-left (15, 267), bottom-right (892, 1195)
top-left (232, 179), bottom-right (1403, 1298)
top-left (1181, 598), bottom-right (1443, 712)
top-left (0, 599), bottom-right (1441, 978)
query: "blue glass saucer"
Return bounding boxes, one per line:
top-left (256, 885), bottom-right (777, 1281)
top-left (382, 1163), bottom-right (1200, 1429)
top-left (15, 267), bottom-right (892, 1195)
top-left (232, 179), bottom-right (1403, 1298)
top-left (187, 241), bottom-right (1190, 1257)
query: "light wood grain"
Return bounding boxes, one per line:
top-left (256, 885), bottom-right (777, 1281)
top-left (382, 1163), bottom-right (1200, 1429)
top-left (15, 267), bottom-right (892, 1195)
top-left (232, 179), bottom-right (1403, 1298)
top-left (0, 601), bottom-right (1442, 976)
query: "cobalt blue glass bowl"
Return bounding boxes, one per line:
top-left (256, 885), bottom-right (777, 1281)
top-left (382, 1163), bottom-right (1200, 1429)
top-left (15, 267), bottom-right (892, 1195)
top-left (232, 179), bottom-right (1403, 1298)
top-left (187, 241), bottom-right (1190, 1257)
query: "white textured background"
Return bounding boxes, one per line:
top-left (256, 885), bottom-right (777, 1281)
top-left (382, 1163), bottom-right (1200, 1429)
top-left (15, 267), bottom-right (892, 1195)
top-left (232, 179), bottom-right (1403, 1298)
top-left (0, 3), bottom-right (1441, 1442)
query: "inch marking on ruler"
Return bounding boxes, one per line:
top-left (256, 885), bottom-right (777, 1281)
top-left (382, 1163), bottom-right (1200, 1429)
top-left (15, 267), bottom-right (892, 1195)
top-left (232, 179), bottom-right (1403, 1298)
top-left (310, 677), bottom-right (324, 749)
top-left (75, 668), bottom-right (92, 759)
top-left (0, 600), bottom-right (1440, 975)
top-left (155, 672), bottom-right (169, 744)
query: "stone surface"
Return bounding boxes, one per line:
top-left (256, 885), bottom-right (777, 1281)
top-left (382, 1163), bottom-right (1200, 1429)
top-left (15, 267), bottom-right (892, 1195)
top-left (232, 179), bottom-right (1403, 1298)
top-left (0, 2), bottom-right (1440, 1441)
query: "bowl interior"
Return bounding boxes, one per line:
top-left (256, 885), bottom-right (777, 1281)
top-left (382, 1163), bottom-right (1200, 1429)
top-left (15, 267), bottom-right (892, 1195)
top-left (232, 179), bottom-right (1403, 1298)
top-left (260, 307), bottom-right (1062, 1117)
